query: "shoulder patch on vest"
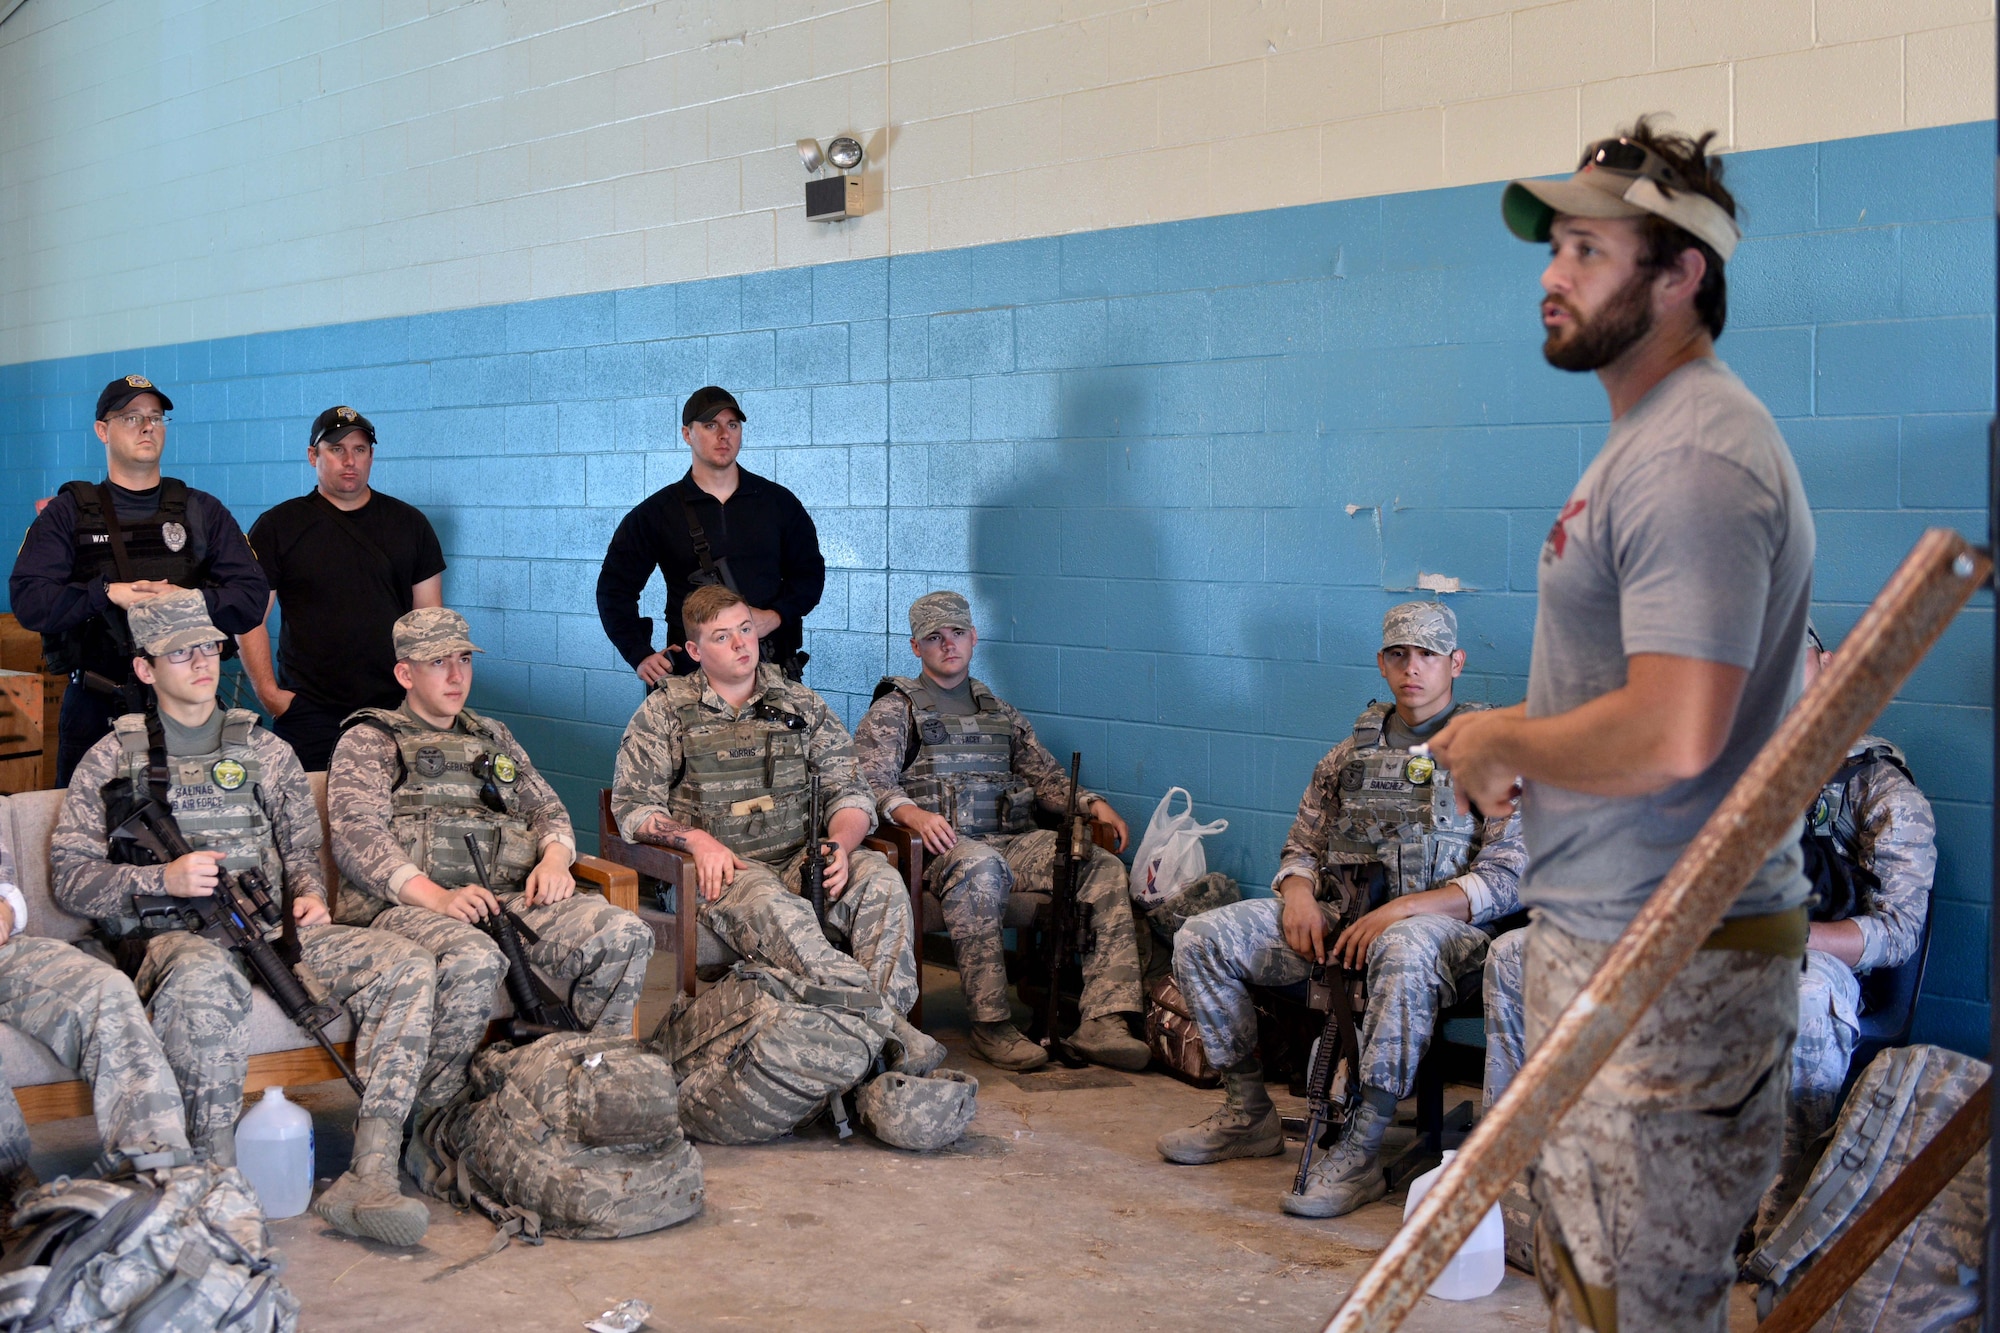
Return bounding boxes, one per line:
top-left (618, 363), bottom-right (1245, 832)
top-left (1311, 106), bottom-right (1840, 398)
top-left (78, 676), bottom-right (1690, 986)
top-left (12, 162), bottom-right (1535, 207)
top-left (220, 708), bottom-right (259, 747)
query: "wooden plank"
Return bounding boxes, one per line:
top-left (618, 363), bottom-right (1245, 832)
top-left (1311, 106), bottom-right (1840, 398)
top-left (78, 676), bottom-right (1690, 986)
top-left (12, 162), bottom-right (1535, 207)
top-left (0, 615), bottom-right (41, 674)
top-left (1324, 529), bottom-right (1992, 1333)
top-left (0, 670), bottom-right (45, 796)
top-left (18, 1042), bottom-right (360, 1125)
top-left (1758, 1077), bottom-right (1992, 1333)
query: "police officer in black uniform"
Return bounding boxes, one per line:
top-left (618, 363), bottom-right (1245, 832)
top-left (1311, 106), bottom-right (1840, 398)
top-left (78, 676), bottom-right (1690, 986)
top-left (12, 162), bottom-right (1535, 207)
top-left (8, 374), bottom-right (267, 784)
top-left (595, 385), bottom-right (826, 683)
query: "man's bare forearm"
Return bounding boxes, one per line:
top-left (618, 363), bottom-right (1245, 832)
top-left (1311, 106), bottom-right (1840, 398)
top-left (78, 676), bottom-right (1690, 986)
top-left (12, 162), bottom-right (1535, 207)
top-left (236, 594), bottom-right (281, 692)
top-left (633, 812), bottom-right (697, 851)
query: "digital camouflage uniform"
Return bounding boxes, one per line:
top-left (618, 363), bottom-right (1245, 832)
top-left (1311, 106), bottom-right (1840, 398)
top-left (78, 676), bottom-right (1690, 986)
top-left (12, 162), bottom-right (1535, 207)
top-left (611, 662), bottom-right (919, 1014)
top-left (1483, 737), bottom-right (1937, 1219)
top-left (0, 827), bottom-right (190, 1175)
top-left (327, 609), bottom-right (653, 1108)
top-left (1175, 698), bottom-right (1525, 1096)
top-left (852, 673), bottom-right (1143, 1025)
top-left (51, 712), bottom-right (438, 1162)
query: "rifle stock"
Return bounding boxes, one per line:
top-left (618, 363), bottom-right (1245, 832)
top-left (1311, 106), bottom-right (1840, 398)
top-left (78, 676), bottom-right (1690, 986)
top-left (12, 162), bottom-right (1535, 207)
top-left (460, 835), bottom-right (581, 1042)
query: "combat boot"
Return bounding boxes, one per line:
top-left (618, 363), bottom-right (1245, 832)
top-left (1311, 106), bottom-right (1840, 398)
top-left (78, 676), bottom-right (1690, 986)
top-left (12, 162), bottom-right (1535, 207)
top-left (1068, 1014), bottom-right (1151, 1072)
top-left (968, 1021), bottom-right (1048, 1072)
top-left (885, 1014), bottom-right (946, 1076)
top-left (1282, 1086), bottom-right (1397, 1218)
top-left (313, 1117), bottom-right (431, 1247)
top-left (1156, 1059), bottom-right (1285, 1164)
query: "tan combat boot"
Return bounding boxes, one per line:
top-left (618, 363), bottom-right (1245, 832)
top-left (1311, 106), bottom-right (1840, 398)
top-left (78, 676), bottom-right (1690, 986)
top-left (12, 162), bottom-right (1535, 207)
top-left (1282, 1086), bottom-right (1396, 1218)
top-left (968, 1020), bottom-right (1048, 1072)
top-left (313, 1117), bottom-right (431, 1247)
top-left (1069, 1014), bottom-right (1151, 1072)
top-left (1157, 1059), bottom-right (1285, 1164)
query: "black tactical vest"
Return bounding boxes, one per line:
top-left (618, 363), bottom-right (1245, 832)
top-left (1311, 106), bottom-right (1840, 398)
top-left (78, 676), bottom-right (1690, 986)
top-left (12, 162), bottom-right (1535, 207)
top-left (43, 480), bottom-right (201, 675)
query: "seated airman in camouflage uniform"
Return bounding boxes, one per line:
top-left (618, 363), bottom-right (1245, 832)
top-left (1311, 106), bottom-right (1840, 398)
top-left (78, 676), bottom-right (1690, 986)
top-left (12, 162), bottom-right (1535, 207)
top-left (50, 589), bottom-right (437, 1246)
top-left (327, 608), bottom-right (655, 1107)
top-left (1480, 627), bottom-right (1937, 1238)
top-left (852, 591), bottom-right (1149, 1073)
top-left (0, 819), bottom-right (190, 1183)
top-left (611, 584), bottom-right (928, 1037)
top-left (1159, 602), bottom-right (1525, 1219)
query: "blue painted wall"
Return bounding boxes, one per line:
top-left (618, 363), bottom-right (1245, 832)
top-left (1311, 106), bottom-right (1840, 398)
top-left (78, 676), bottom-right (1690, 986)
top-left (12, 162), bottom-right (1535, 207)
top-left (2, 122), bottom-right (1992, 1052)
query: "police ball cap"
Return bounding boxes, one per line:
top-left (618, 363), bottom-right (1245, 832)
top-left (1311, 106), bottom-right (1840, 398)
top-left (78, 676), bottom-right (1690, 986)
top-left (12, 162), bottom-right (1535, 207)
top-left (310, 405), bottom-right (377, 448)
top-left (1382, 600), bottom-right (1457, 654)
top-left (95, 374), bottom-right (174, 421)
top-left (681, 385), bottom-right (746, 427)
top-left (129, 588), bottom-right (222, 657)
top-left (393, 607), bottom-right (484, 662)
top-left (909, 590), bottom-right (974, 640)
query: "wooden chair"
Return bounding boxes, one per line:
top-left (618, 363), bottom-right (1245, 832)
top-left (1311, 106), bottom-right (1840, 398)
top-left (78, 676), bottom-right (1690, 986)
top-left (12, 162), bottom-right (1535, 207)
top-left (594, 790), bottom-right (908, 1006)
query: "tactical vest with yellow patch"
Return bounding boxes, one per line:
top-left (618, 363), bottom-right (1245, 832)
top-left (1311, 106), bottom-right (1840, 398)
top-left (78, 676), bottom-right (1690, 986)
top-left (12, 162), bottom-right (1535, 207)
top-left (1322, 701), bottom-right (1485, 906)
top-left (872, 675), bottom-right (1034, 838)
top-left (662, 669), bottom-right (814, 866)
top-left (342, 706), bottom-right (538, 918)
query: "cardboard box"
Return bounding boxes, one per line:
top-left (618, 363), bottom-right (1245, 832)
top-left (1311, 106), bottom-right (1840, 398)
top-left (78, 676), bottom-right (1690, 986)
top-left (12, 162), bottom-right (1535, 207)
top-left (0, 615), bottom-right (41, 674)
top-left (0, 669), bottom-right (45, 795)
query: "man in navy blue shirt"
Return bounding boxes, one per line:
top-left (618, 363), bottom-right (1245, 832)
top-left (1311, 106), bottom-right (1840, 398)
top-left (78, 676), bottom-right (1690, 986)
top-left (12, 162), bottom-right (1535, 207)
top-left (8, 374), bottom-right (267, 783)
top-left (595, 386), bottom-right (825, 682)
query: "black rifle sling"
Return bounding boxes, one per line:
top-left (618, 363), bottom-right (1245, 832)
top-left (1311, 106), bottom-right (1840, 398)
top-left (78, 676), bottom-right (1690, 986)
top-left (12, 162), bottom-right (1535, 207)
top-left (93, 483), bottom-right (138, 584)
top-left (678, 483), bottom-right (741, 594)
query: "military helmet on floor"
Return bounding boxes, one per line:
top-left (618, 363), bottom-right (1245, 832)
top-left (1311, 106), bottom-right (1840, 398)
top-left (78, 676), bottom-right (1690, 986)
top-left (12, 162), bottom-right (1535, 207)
top-left (855, 1068), bottom-right (979, 1151)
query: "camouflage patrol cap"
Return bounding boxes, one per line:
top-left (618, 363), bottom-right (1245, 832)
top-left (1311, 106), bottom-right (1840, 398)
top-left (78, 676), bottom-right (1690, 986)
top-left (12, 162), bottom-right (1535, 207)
top-left (854, 1069), bottom-right (978, 1151)
top-left (1382, 600), bottom-right (1457, 654)
top-left (909, 590), bottom-right (974, 640)
top-left (127, 588), bottom-right (222, 656)
top-left (392, 607), bottom-right (484, 662)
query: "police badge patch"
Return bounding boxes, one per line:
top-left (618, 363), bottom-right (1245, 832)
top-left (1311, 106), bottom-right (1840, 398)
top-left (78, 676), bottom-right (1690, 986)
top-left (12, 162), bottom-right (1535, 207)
top-left (1340, 764), bottom-right (1364, 792)
top-left (1404, 756), bottom-right (1435, 786)
top-left (415, 746), bottom-right (447, 778)
top-left (210, 758), bottom-right (247, 790)
top-left (161, 521), bottom-right (187, 553)
top-left (918, 717), bottom-right (950, 745)
top-left (491, 753), bottom-right (518, 783)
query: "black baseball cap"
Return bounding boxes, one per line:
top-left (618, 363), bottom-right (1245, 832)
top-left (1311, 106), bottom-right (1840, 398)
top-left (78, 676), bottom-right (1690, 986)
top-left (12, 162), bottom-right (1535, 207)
top-left (310, 405), bottom-right (378, 447)
top-left (95, 374), bottom-right (174, 420)
top-left (682, 386), bottom-right (747, 427)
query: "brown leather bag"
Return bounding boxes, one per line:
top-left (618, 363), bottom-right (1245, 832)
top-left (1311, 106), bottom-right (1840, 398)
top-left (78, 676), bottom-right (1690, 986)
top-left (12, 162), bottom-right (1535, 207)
top-left (1144, 971), bottom-right (1220, 1087)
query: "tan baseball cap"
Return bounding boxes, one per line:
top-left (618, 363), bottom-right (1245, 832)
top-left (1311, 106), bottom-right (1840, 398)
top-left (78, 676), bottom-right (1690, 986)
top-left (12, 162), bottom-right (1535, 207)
top-left (393, 607), bottom-right (483, 661)
top-left (127, 589), bottom-right (222, 657)
top-left (1503, 140), bottom-right (1741, 262)
top-left (909, 590), bottom-right (975, 640)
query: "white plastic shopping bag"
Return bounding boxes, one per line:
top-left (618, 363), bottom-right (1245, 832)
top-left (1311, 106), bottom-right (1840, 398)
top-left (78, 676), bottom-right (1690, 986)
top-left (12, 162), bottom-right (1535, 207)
top-left (1130, 787), bottom-right (1229, 906)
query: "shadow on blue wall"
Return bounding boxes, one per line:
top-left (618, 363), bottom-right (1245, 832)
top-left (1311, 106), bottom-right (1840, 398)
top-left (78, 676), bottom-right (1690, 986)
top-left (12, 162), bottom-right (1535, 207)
top-left (0, 122), bottom-right (1992, 1052)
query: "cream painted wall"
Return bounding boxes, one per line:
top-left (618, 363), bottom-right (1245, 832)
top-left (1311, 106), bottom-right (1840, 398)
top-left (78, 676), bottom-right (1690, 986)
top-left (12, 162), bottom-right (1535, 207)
top-left (1, 0), bottom-right (1991, 364)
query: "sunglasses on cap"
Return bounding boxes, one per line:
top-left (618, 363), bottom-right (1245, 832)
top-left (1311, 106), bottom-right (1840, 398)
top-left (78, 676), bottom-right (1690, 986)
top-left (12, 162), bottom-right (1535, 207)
top-left (1584, 137), bottom-right (1688, 192)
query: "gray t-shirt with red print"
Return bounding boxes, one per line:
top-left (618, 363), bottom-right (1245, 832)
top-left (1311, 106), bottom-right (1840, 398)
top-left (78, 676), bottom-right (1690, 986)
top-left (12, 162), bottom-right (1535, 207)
top-left (1520, 357), bottom-right (1816, 941)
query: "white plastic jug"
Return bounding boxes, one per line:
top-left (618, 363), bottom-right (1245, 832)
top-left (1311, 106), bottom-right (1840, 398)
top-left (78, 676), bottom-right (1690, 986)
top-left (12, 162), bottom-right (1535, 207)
top-left (235, 1086), bottom-right (314, 1219)
top-left (1402, 1150), bottom-right (1505, 1300)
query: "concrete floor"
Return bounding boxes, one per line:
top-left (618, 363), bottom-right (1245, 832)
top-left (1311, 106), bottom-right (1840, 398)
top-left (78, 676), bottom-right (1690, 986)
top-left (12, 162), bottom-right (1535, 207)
top-left (25, 958), bottom-right (1762, 1332)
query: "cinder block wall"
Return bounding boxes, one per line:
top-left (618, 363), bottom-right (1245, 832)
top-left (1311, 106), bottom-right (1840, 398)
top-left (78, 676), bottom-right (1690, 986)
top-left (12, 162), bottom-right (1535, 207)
top-left (0, 4), bottom-right (1993, 1051)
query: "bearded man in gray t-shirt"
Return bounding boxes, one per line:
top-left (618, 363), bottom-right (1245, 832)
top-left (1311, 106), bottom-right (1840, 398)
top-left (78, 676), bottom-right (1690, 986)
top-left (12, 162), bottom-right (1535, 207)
top-left (1431, 119), bottom-right (1813, 1331)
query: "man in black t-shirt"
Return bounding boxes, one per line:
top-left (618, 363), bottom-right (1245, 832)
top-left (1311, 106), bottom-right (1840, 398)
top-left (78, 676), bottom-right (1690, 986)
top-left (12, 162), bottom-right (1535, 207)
top-left (240, 406), bottom-right (446, 770)
top-left (8, 374), bottom-right (268, 784)
top-left (595, 385), bottom-right (826, 683)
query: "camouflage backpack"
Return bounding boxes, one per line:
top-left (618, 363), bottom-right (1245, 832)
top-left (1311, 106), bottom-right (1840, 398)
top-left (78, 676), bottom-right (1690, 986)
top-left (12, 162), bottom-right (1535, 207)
top-left (0, 1164), bottom-right (299, 1332)
top-left (1746, 1043), bottom-right (1987, 1329)
top-left (417, 1033), bottom-right (705, 1241)
top-left (654, 964), bottom-right (893, 1145)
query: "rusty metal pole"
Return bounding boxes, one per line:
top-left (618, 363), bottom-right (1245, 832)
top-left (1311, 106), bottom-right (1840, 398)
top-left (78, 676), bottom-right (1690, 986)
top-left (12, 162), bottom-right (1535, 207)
top-left (1323, 527), bottom-right (1992, 1333)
